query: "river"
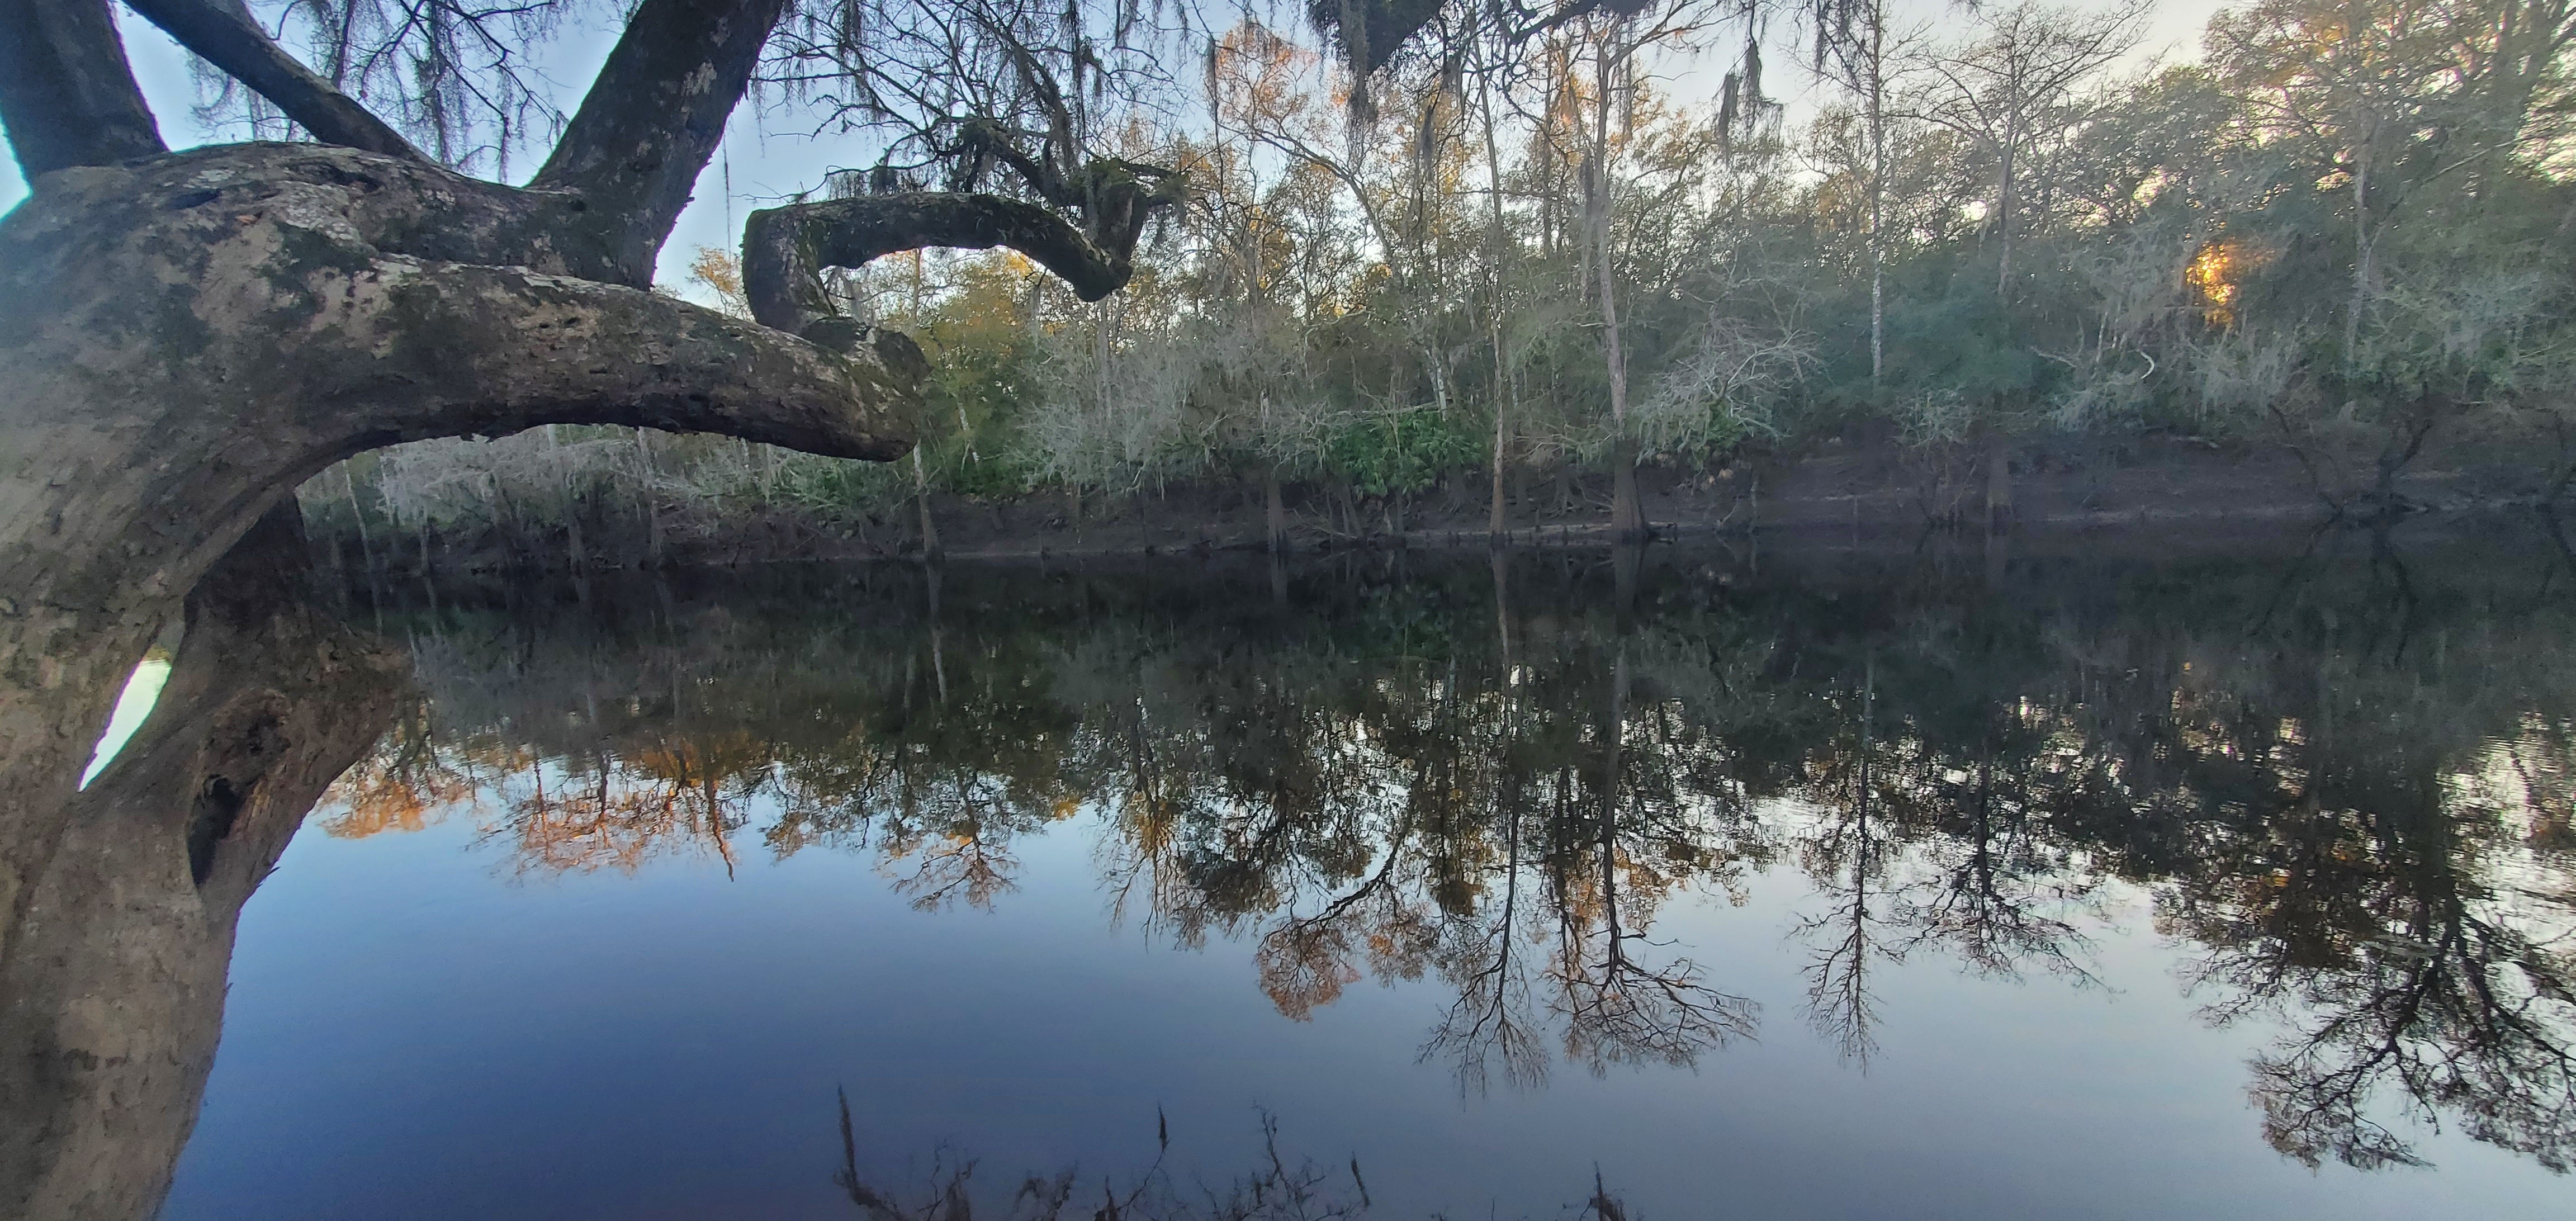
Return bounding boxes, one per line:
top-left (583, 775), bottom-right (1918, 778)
top-left (134, 520), bottom-right (2576, 1218)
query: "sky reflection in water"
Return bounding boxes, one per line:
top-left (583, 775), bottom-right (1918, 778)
top-left (159, 534), bottom-right (2576, 1220)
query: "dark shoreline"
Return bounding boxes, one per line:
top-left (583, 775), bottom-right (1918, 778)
top-left (307, 431), bottom-right (2572, 573)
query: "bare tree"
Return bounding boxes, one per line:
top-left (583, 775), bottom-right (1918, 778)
top-left (1902, 0), bottom-right (2146, 300)
top-left (1811, 0), bottom-right (1901, 384)
top-left (1563, 2), bottom-right (1735, 538)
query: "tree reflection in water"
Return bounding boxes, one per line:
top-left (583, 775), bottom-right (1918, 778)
top-left (315, 532), bottom-right (2576, 1174)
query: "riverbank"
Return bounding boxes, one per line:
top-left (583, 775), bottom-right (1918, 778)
top-left (305, 430), bottom-right (2572, 572)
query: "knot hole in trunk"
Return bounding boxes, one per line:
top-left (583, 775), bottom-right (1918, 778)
top-left (186, 702), bottom-right (288, 887)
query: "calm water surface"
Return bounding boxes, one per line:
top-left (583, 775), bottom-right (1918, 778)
top-left (155, 529), bottom-right (2576, 1219)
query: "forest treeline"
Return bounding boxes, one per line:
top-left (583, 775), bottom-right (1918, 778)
top-left (318, 537), bottom-right (2576, 1173)
top-left (299, 0), bottom-right (2576, 561)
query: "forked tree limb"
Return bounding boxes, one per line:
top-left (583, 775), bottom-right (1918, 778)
top-left (120, 0), bottom-right (425, 162)
top-left (532, 0), bottom-right (792, 286)
top-left (0, 0), bottom-right (165, 177)
top-left (6, 0), bottom-right (786, 284)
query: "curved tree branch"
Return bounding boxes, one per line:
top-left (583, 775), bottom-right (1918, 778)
top-left (0, 0), bottom-right (164, 178)
top-left (743, 192), bottom-right (1125, 328)
top-left (2, 209), bottom-right (916, 635)
top-left (742, 172), bottom-right (1182, 331)
top-left (340, 260), bottom-right (918, 459)
top-left (120, 0), bottom-right (426, 162)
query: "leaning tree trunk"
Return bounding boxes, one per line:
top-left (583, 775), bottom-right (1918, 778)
top-left (0, 143), bottom-right (919, 958)
top-left (1610, 440), bottom-right (1645, 541)
top-left (0, 503), bottom-right (408, 1221)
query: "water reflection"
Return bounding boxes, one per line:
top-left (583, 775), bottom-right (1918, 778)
top-left (10, 523), bottom-right (2576, 1219)
top-left (311, 531), bottom-right (2576, 1177)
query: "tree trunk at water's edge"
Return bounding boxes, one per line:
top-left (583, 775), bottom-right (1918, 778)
top-left (913, 450), bottom-right (943, 560)
top-left (1266, 468), bottom-right (1290, 553)
top-left (1611, 439), bottom-right (1646, 541)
